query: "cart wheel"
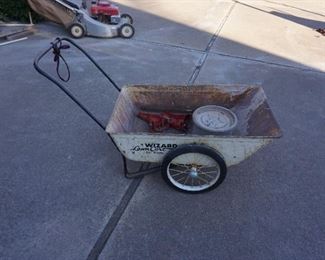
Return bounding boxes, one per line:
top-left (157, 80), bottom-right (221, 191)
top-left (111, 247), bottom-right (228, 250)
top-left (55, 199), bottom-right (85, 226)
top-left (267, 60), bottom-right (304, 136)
top-left (121, 13), bottom-right (133, 24)
top-left (119, 24), bottom-right (135, 38)
top-left (161, 144), bottom-right (227, 193)
top-left (69, 23), bottom-right (85, 39)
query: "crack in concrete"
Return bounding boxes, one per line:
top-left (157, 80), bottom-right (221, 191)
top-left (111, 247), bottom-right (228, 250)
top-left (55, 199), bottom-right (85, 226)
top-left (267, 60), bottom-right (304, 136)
top-left (132, 37), bottom-right (325, 75)
top-left (132, 38), bottom-right (205, 54)
top-left (187, 1), bottom-right (237, 85)
top-left (208, 50), bottom-right (325, 74)
top-left (87, 175), bottom-right (143, 260)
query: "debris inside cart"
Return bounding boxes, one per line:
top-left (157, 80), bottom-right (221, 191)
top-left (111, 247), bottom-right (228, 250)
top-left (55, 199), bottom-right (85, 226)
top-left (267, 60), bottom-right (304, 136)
top-left (137, 111), bottom-right (191, 132)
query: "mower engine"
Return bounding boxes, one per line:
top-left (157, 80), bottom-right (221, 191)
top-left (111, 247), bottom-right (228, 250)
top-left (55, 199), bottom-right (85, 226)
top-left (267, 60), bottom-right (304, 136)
top-left (90, 0), bottom-right (133, 25)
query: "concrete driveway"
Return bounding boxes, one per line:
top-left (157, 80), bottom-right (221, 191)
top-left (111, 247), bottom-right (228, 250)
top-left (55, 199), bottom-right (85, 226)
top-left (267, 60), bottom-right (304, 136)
top-left (1, 0), bottom-right (324, 259)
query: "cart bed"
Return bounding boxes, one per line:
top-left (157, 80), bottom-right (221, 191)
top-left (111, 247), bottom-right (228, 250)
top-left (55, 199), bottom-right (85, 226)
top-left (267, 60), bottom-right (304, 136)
top-left (106, 85), bottom-right (281, 166)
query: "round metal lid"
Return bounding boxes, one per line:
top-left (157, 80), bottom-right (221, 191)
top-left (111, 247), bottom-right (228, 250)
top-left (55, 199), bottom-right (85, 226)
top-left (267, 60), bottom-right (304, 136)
top-left (193, 105), bottom-right (238, 133)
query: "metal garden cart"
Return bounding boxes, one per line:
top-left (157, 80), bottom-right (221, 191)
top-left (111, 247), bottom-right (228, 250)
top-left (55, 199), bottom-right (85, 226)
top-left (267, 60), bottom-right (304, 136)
top-left (34, 38), bottom-right (282, 193)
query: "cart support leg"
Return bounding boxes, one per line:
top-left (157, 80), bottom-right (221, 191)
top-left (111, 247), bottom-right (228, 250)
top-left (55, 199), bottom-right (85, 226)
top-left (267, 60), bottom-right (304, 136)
top-left (122, 156), bottom-right (161, 178)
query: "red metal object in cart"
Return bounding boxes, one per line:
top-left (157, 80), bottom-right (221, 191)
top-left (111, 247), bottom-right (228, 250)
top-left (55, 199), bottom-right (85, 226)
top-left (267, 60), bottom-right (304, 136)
top-left (138, 111), bottom-right (191, 132)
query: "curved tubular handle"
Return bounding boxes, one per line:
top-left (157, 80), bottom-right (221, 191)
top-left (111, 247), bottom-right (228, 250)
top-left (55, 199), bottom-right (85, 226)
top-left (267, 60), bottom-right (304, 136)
top-left (34, 37), bottom-right (160, 177)
top-left (33, 37), bottom-right (121, 131)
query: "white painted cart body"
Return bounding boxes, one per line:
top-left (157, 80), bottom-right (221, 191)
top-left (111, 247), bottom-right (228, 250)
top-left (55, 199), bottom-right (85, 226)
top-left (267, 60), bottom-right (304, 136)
top-left (107, 134), bottom-right (272, 167)
top-left (106, 85), bottom-right (281, 168)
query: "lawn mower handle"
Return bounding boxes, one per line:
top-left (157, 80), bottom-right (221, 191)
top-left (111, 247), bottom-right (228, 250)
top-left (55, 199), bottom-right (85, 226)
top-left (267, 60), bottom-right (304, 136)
top-left (33, 37), bottom-right (121, 131)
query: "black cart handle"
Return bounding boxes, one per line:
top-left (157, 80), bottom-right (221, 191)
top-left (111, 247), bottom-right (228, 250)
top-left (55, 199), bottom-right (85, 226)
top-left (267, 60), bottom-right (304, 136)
top-left (34, 37), bottom-right (121, 131)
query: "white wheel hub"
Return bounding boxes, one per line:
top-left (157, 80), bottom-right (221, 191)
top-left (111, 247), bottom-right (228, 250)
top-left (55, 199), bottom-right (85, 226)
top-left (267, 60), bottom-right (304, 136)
top-left (189, 167), bottom-right (198, 178)
top-left (121, 26), bottom-right (133, 37)
top-left (71, 26), bottom-right (83, 37)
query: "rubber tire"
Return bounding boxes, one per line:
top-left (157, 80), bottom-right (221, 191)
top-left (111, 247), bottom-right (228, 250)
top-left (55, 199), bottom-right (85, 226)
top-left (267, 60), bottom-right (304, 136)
top-left (121, 13), bottom-right (133, 24)
top-left (161, 144), bottom-right (227, 193)
top-left (68, 23), bottom-right (85, 39)
top-left (119, 24), bottom-right (135, 38)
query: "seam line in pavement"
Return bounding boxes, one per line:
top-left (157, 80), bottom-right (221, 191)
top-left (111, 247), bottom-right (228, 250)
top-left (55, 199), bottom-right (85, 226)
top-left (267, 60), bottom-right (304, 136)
top-left (209, 50), bottom-right (325, 74)
top-left (131, 38), bottom-right (324, 75)
top-left (132, 38), bottom-right (205, 54)
top-left (187, 2), bottom-right (236, 85)
top-left (87, 176), bottom-right (143, 260)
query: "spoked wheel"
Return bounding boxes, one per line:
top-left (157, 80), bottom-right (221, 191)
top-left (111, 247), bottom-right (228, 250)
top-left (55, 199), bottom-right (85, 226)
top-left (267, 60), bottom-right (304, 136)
top-left (119, 24), bottom-right (135, 38)
top-left (121, 13), bottom-right (133, 24)
top-left (162, 144), bottom-right (227, 193)
top-left (68, 23), bottom-right (85, 39)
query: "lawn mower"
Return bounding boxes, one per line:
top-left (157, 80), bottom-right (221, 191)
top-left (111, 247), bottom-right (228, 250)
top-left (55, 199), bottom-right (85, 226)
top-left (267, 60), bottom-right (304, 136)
top-left (27, 0), bottom-right (135, 39)
top-left (89, 0), bottom-right (133, 25)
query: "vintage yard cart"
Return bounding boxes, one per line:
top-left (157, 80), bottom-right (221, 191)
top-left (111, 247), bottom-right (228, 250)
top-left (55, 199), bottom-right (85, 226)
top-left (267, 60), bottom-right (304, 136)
top-left (34, 38), bottom-right (282, 193)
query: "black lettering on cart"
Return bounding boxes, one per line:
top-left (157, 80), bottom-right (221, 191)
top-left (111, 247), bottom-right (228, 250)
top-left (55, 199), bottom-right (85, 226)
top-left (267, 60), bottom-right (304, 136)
top-left (131, 143), bottom-right (178, 154)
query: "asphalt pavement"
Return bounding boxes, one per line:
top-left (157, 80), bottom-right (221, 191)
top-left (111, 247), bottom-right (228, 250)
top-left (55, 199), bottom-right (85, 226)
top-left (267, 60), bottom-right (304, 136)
top-left (1, 0), bottom-right (325, 259)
